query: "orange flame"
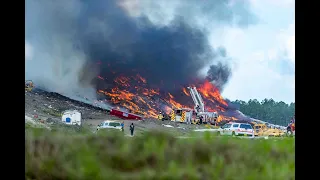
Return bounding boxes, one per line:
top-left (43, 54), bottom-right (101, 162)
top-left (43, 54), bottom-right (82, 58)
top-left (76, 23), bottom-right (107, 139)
top-left (143, 89), bottom-right (159, 96)
top-left (168, 99), bottom-right (186, 109)
top-left (182, 88), bottom-right (190, 96)
top-left (198, 80), bottom-right (228, 107)
top-left (114, 76), bottom-right (130, 87)
top-left (164, 106), bottom-right (172, 114)
top-left (136, 74), bottom-right (147, 83)
top-left (98, 74), bottom-right (236, 120)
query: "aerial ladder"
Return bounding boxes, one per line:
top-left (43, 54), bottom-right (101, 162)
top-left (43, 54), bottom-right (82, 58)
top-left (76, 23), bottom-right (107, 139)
top-left (188, 87), bottom-right (205, 113)
top-left (187, 86), bottom-right (218, 124)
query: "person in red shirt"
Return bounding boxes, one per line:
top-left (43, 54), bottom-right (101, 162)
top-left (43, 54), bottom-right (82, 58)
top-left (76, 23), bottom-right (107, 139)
top-left (291, 122), bottom-right (295, 131)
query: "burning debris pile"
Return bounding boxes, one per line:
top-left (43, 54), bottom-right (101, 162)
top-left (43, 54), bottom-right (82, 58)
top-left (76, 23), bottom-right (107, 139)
top-left (96, 74), bottom-right (246, 122)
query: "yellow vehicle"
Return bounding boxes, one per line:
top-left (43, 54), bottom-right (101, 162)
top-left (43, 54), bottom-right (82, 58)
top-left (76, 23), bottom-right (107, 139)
top-left (25, 80), bottom-right (34, 91)
top-left (170, 108), bottom-right (193, 123)
top-left (253, 123), bottom-right (268, 136)
top-left (252, 121), bottom-right (287, 137)
top-left (260, 128), bottom-right (285, 137)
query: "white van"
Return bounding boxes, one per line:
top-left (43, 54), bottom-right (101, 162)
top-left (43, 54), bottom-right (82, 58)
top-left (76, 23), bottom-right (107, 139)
top-left (61, 110), bottom-right (82, 126)
top-left (97, 120), bottom-right (123, 131)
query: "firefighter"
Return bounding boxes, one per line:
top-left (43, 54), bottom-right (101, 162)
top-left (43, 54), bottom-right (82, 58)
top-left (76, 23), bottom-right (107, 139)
top-left (213, 118), bottom-right (217, 126)
top-left (199, 116), bottom-right (203, 124)
top-left (130, 123), bottom-right (135, 136)
top-left (196, 105), bottom-right (200, 112)
top-left (287, 120), bottom-right (293, 135)
top-left (290, 120), bottom-right (295, 131)
top-left (121, 121), bottom-right (124, 132)
top-left (158, 112), bottom-right (164, 121)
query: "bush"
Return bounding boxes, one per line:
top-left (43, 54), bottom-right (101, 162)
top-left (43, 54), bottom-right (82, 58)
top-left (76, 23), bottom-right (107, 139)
top-left (25, 129), bottom-right (295, 180)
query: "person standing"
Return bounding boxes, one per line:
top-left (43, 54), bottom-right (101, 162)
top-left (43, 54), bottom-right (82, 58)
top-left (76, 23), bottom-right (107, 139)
top-left (287, 120), bottom-right (293, 135)
top-left (199, 116), bottom-right (203, 124)
top-left (130, 123), bottom-right (135, 136)
top-left (213, 118), bottom-right (217, 126)
top-left (158, 112), bottom-right (164, 121)
top-left (121, 121), bottom-right (124, 132)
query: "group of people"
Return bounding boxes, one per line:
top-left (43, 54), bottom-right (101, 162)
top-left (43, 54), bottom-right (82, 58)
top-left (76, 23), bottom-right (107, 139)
top-left (121, 121), bottom-right (135, 136)
top-left (157, 111), bottom-right (217, 126)
top-left (194, 116), bottom-right (216, 125)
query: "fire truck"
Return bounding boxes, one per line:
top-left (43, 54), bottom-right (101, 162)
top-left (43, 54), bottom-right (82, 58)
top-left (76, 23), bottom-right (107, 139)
top-left (170, 108), bottom-right (193, 124)
top-left (170, 86), bottom-right (218, 124)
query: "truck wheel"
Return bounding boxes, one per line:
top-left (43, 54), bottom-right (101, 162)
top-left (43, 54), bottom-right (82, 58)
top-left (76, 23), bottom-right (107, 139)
top-left (232, 131), bottom-right (236, 137)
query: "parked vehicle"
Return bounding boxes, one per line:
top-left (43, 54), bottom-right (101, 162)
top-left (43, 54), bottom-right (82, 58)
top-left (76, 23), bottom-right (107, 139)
top-left (217, 122), bottom-right (254, 137)
top-left (61, 110), bottom-right (82, 126)
top-left (253, 123), bottom-right (268, 136)
top-left (97, 120), bottom-right (123, 132)
top-left (260, 128), bottom-right (285, 137)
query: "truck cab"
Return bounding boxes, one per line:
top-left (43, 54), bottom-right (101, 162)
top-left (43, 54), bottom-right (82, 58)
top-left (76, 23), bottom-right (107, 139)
top-left (170, 108), bottom-right (193, 123)
top-left (253, 123), bottom-right (267, 136)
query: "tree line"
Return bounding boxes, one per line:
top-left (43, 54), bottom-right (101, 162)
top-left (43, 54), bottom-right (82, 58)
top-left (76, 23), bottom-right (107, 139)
top-left (231, 98), bottom-right (295, 126)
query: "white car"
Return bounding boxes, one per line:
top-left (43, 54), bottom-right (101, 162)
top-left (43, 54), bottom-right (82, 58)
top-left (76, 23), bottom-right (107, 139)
top-left (97, 120), bottom-right (123, 131)
top-left (218, 123), bottom-right (254, 137)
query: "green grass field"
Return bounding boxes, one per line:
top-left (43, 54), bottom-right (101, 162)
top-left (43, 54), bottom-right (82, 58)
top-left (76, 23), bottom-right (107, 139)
top-left (25, 126), bottom-right (295, 180)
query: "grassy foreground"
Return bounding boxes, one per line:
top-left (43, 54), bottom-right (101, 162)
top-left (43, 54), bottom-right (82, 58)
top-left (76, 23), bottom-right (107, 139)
top-left (25, 127), bottom-right (295, 180)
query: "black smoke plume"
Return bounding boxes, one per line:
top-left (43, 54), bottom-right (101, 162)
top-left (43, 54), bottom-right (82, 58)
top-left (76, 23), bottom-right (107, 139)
top-left (25, 0), bottom-right (257, 102)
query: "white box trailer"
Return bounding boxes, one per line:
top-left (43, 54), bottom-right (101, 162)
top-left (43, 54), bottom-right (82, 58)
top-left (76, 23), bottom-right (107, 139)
top-left (61, 110), bottom-right (82, 126)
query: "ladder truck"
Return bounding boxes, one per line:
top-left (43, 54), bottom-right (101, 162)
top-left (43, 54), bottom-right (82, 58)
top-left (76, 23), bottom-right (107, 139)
top-left (187, 86), bottom-right (219, 124)
top-left (169, 86), bottom-right (219, 124)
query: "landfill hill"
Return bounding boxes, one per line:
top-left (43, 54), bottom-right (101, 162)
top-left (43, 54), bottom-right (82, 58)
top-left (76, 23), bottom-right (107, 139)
top-left (25, 89), bottom-right (201, 136)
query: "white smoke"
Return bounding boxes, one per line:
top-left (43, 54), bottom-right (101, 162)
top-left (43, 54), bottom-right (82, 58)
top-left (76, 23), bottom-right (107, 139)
top-left (25, 0), bottom-right (98, 101)
top-left (25, 41), bottom-right (33, 61)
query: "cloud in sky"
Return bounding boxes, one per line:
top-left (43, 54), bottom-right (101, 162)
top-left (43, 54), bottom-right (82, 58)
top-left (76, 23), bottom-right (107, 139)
top-left (221, 0), bottom-right (295, 103)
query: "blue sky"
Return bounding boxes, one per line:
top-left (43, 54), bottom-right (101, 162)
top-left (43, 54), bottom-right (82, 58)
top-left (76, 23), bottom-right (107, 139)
top-left (219, 0), bottom-right (295, 103)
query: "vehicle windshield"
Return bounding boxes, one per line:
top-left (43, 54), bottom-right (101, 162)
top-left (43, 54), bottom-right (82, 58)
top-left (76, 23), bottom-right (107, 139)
top-left (222, 124), bottom-right (232, 128)
top-left (232, 124), bottom-right (239, 128)
top-left (109, 122), bottom-right (121, 127)
top-left (240, 124), bottom-right (252, 129)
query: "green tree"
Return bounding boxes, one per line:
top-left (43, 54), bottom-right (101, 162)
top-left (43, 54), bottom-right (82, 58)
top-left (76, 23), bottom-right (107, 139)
top-left (232, 98), bottom-right (295, 126)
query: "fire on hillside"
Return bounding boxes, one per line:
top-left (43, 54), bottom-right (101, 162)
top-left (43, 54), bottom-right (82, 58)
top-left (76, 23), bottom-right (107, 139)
top-left (96, 74), bottom-right (243, 122)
